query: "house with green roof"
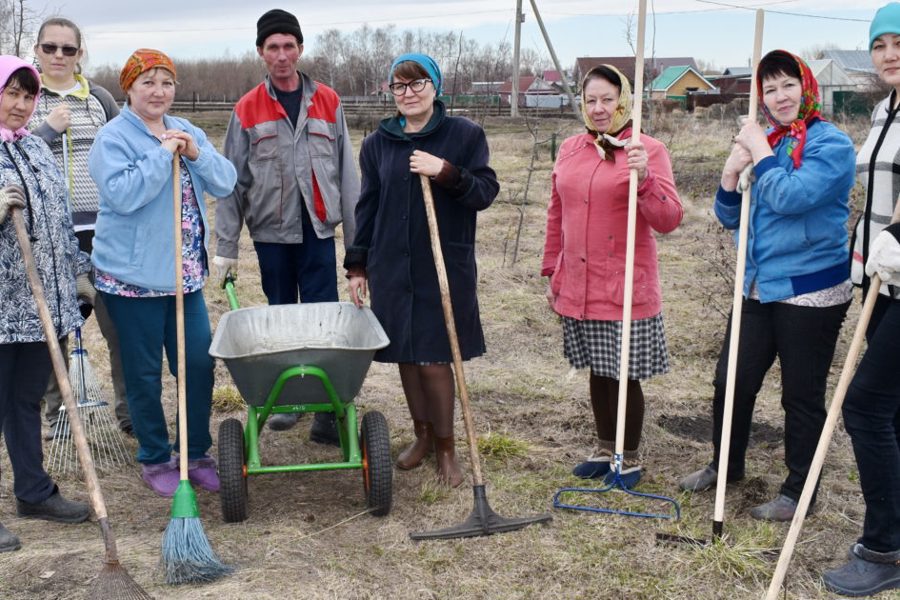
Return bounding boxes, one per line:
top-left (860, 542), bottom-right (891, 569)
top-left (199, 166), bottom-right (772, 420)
top-left (650, 65), bottom-right (714, 103)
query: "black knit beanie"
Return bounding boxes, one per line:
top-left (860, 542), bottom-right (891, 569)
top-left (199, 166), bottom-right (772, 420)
top-left (256, 9), bottom-right (303, 47)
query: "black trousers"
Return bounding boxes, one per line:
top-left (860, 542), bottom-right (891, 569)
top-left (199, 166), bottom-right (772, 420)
top-left (843, 294), bottom-right (900, 553)
top-left (710, 298), bottom-right (849, 502)
top-left (0, 342), bottom-right (56, 504)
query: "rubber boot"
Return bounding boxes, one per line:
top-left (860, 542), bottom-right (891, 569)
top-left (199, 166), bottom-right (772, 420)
top-left (396, 420), bottom-right (433, 470)
top-left (434, 435), bottom-right (464, 488)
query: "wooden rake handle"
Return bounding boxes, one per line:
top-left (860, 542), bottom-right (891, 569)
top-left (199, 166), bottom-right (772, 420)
top-left (612, 0), bottom-right (647, 462)
top-left (765, 193), bottom-right (900, 598)
top-left (11, 208), bottom-right (117, 558)
top-left (712, 8), bottom-right (764, 533)
top-left (419, 173), bottom-right (484, 486)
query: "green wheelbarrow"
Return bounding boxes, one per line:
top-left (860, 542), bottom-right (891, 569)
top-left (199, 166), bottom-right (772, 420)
top-left (209, 281), bottom-right (392, 522)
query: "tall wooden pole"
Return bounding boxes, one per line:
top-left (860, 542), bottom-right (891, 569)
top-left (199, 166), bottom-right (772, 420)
top-left (511, 0), bottom-right (523, 117)
top-left (529, 0), bottom-right (581, 120)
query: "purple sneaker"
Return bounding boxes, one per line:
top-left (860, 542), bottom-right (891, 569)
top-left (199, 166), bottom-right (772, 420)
top-left (187, 455), bottom-right (220, 493)
top-left (141, 458), bottom-right (179, 497)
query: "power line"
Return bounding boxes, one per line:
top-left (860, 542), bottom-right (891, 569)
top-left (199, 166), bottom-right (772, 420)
top-left (694, 0), bottom-right (870, 22)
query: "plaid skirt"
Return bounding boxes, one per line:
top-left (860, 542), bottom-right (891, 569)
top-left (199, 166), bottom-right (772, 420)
top-left (562, 314), bottom-right (670, 380)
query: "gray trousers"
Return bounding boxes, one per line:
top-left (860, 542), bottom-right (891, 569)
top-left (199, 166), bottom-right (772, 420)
top-left (43, 289), bottom-right (130, 428)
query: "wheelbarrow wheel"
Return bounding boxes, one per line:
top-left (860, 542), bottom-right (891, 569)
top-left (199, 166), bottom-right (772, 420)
top-left (360, 411), bottom-right (392, 517)
top-left (219, 417), bottom-right (248, 523)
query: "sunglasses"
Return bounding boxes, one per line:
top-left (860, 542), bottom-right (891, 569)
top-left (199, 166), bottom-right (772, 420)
top-left (39, 43), bottom-right (79, 57)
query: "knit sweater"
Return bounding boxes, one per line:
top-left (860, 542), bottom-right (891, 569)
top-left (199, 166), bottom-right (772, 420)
top-left (29, 75), bottom-right (119, 231)
top-left (852, 92), bottom-right (900, 299)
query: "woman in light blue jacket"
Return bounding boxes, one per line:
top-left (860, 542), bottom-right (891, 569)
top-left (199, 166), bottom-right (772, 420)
top-left (88, 49), bottom-right (236, 497)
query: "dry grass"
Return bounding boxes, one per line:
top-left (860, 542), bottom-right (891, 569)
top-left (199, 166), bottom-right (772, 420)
top-left (0, 109), bottom-right (896, 600)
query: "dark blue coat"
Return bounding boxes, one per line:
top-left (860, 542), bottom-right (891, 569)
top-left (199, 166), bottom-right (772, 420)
top-left (345, 102), bottom-right (498, 363)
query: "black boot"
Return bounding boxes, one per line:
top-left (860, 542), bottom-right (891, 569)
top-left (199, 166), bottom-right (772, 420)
top-left (17, 488), bottom-right (89, 524)
top-left (309, 412), bottom-right (340, 446)
top-left (823, 543), bottom-right (900, 597)
top-left (0, 522), bottom-right (21, 553)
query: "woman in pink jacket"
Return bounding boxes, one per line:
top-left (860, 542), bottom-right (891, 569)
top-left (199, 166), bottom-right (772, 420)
top-left (542, 64), bottom-right (683, 488)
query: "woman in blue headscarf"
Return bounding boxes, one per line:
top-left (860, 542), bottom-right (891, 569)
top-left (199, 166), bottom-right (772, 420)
top-left (344, 53), bottom-right (499, 487)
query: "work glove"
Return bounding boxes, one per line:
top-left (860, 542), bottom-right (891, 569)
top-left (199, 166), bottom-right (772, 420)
top-left (76, 273), bottom-right (96, 320)
top-left (212, 255), bottom-right (238, 288)
top-left (865, 227), bottom-right (900, 285)
top-left (736, 164), bottom-right (755, 194)
top-left (0, 185), bottom-right (25, 224)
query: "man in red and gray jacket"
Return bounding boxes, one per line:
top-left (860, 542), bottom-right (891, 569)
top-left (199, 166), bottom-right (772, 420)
top-left (214, 8), bottom-right (359, 439)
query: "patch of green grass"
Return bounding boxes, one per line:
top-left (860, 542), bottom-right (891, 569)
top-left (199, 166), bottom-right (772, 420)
top-left (477, 432), bottom-right (528, 461)
top-left (419, 480), bottom-right (450, 505)
top-left (212, 385), bottom-right (245, 413)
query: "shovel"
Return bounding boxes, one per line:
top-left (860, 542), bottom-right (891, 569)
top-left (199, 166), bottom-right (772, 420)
top-left (409, 174), bottom-right (552, 540)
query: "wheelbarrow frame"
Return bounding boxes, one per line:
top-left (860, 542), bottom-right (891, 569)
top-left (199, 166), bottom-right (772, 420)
top-left (214, 281), bottom-right (392, 522)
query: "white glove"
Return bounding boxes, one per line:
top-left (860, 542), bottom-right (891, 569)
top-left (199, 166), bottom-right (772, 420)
top-left (76, 273), bottom-right (96, 305)
top-left (0, 185), bottom-right (26, 224)
top-left (212, 255), bottom-right (238, 287)
top-left (735, 164), bottom-right (755, 194)
top-left (865, 228), bottom-right (900, 284)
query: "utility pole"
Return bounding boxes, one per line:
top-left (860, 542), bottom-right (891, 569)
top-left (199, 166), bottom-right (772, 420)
top-left (529, 0), bottom-right (581, 120)
top-left (511, 0), bottom-right (523, 118)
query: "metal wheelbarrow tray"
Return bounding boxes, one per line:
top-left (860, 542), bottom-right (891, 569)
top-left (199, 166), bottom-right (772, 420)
top-left (209, 294), bottom-right (392, 522)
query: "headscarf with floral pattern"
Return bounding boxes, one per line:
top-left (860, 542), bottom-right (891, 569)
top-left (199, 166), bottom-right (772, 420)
top-left (757, 49), bottom-right (822, 169)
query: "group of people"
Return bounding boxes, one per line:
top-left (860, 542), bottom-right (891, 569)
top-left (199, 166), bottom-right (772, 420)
top-left (548, 8), bottom-right (900, 598)
top-left (0, 4), bottom-right (897, 597)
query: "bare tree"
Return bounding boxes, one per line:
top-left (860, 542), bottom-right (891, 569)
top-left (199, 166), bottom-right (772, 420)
top-left (0, 0), bottom-right (39, 57)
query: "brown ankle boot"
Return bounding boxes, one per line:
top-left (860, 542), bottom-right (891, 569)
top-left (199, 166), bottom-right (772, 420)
top-left (396, 421), bottom-right (433, 470)
top-left (434, 435), bottom-right (464, 488)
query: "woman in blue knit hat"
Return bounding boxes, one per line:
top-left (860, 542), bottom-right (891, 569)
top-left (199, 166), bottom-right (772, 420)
top-left (344, 53), bottom-right (499, 487)
top-left (822, 3), bottom-right (900, 596)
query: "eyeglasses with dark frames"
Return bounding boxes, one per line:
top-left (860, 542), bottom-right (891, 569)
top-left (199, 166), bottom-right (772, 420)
top-left (39, 43), bottom-right (79, 57)
top-left (388, 78), bottom-right (431, 96)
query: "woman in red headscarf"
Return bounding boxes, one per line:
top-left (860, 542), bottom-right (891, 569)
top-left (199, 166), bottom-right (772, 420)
top-left (679, 50), bottom-right (856, 521)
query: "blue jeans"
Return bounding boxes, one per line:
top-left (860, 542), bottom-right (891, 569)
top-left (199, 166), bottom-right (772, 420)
top-left (253, 204), bottom-right (337, 305)
top-left (101, 291), bottom-right (213, 465)
top-left (710, 298), bottom-right (849, 502)
top-left (0, 342), bottom-right (56, 503)
top-left (843, 294), bottom-right (900, 553)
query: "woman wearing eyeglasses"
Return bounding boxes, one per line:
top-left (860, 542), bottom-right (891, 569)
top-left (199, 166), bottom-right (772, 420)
top-left (28, 17), bottom-right (129, 438)
top-left (344, 53), bottom-right (499, 487)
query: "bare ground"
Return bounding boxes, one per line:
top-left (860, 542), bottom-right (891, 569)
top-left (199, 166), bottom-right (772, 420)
top-left (1, 111), bottom-right (896, 600)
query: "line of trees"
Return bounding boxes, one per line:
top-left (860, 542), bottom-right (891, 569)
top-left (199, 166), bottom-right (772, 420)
top-left (84, 25), bottom-right (554, 102)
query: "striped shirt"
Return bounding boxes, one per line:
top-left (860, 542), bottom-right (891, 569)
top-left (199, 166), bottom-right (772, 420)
top-left (853, 92), bottom-right (900, 299)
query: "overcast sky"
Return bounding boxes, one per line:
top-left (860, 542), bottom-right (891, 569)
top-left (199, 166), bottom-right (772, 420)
top-left (25, 0), bottom-right (887, 74)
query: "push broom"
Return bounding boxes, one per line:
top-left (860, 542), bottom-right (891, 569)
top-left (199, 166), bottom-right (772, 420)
top-left (552, 0), bottom-right (680, 520)
top-left (160, 154), bottom-right (231, 583)
top-left (409, 174), bottom-right (552, 540)
top-left (12, 208), bottom-right (150, 599)
top-left (656, 9), bottom-right (765, 548)
top-left (764, 195), bottom-right (900, 598)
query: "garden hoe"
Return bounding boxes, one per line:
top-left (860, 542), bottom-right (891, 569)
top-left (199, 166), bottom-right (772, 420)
top-left (13, 208), bottom-right (151, 599)
top-left (553, 0), bottom-right (680, 521)
top-left (409, 174), bottom-right (552, 540)
top-left (764, 190), bottom-right (900, 599)
top-left (656, 8), bottom-right (765, 549)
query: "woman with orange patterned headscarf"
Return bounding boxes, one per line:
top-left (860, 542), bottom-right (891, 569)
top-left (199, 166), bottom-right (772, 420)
top-left (679, 50), bottom-right (856, 522)
top-left (88, 49), bottom-right (236, 497)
